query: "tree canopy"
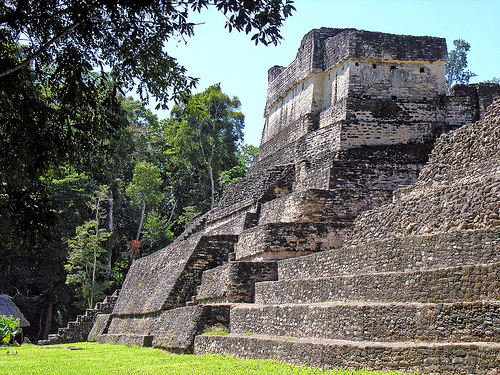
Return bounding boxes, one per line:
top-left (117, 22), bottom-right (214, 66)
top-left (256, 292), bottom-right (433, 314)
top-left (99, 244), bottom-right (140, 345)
top-left (0, 0), bottom-right (295, 104)
top-left (0, 0), bottom-right (294, 245)
top-left (165, 83), bottom-right (244, 210)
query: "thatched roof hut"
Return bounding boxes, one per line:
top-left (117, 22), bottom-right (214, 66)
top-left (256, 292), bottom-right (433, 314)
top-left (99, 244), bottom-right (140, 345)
top-left (0, 295), bottom-right (30, 327)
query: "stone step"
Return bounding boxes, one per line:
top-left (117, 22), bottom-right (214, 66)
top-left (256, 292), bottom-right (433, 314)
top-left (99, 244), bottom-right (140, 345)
top-left (99, 333), bottom-right (154, 347)
top-left (196, 261), bottom-right (277, 304)
top-left (255, 262), bottom-right (500, 305)
top-left (194, 334), bottom-right (500, 374)
top-left (235, 221), bottom-right (352, 261)
top-left (86, 308), bottom-right (98, 317)
top-left (230, 301), bottom-right (500, 343)
top-left (277, 229), bottom-right (500, 281)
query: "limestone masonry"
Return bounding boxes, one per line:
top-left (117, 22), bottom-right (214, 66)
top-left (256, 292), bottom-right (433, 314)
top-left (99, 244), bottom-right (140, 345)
top-left (90, 28), bottom-right (500, 374)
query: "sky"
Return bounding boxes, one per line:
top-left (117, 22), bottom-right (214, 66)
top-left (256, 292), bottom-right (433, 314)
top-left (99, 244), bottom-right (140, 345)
top-left (148, 0), bottom-right (500, 147)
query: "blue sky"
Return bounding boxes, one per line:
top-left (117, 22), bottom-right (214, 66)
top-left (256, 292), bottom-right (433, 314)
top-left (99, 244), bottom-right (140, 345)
top-left (151, 0), bottom-right (500, 147)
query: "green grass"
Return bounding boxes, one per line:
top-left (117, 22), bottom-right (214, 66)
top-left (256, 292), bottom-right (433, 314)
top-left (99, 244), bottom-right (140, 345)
top-left (0, 342), bottom-right (406, 375)
top-left (201, 324), bottom-right (229, 335)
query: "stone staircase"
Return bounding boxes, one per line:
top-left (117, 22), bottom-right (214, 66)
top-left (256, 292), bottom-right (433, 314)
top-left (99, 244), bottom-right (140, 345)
top-left (38, 290), bottom-right (119, 345)
top-left (94, 234), bottom-right (239, 350)
top-left (194, 229), bottom-right (500, 374)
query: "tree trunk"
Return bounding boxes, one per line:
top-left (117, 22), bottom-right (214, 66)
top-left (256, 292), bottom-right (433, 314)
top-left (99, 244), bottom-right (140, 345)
top-left (43, 297), bottom-right (53, 340)
top-left (106, 190), bottom-right (114, 278)
top-left (136, 198), bottom-right (146, 241)
top-left (92, 200), bottom-right (100, 308)
top-left (91, 229), bottom-right (97, 309)
top-left (209, 143), bottom-right (215, 210)
top-left (209, 164), bottom-right (215, 210)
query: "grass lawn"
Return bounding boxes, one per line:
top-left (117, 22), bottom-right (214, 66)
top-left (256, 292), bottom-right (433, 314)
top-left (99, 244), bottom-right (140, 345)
top-left (0, 342), bottom-right (407, 375)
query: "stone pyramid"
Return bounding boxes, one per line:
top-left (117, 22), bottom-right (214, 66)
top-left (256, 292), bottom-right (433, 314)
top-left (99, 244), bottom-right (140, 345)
top-left (93, 28), bottom-right (500, 373)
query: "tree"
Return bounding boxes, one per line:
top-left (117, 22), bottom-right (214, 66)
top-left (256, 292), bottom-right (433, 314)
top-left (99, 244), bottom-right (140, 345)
top-left (141, 211), bottom-right (175, 255)
top-left (445, 39), bottom-right (477, 89)
top-left (65, 220), bottom-right (111, 309)
top-left (166, 84), bottom-right (244, 210)
top-left (483, 77), bottom-right (500, 84)
top-left (87, 185), bottom-right (111, 288)
top-left (126, 162), bottom-right (163, 242)
top-left (0, 1), bottom-right (295, 85)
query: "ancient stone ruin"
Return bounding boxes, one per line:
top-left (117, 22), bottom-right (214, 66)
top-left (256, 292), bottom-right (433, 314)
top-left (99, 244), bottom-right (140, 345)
top-left (39, 290), bottom-right (119, 345)
top-left (91, 28), bottom-right (500, 373)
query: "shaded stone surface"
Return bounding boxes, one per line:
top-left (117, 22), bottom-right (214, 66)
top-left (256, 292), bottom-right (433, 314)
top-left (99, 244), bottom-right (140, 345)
top-left (196, 262), bottom-right (278, 304)
top-left (87, 314), bottom-right (111, 342)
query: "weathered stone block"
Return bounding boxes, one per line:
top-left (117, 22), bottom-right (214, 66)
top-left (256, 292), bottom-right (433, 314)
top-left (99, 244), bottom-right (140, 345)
top-left (88, 314), bottom-right (111, 342)
top-left (196, 262), bottom-right (278, 303)
top-left (235, 222), bottom-right (351, 261)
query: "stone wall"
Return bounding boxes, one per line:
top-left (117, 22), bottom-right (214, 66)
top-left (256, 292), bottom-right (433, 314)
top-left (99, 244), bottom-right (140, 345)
top-left (348, 60), bottom-right (446, 101)
top-left (264, 28), bottom-right (343, 119)
top-left (255, 260), bottom-right (500, 305)
top-left (196, 262), bottom-right (278, 304)
top-left (348, 98), bottom-right (500, 246)
top-left (230, 301), bottom-right (500, 343)
top-left (277, 228), bottom-right (500, 281)
top-left (265, 28), bottom-right (447, 117)
top-left (195, 335), bottom-right (500, 374)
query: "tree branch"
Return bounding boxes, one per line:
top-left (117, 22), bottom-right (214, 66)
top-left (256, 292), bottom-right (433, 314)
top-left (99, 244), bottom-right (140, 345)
top-left (0, 19), bottom-right (81, 78)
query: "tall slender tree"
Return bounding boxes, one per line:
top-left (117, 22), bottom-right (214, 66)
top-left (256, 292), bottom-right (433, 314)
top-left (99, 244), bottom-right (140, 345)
top-left (126, 162), bottom-right (163, 242)
top-left (65, 220), bottom-right (111, 309)
top-left (87, 185), bottom-right (111, 295)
